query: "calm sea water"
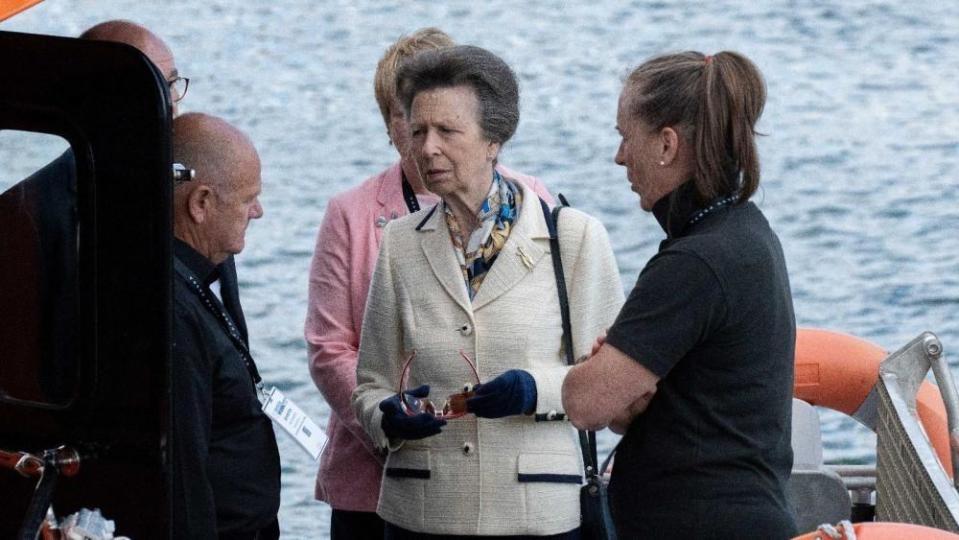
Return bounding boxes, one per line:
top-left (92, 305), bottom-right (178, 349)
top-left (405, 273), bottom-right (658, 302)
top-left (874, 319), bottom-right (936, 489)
top-left (3, 1), bottom-right (958, 537)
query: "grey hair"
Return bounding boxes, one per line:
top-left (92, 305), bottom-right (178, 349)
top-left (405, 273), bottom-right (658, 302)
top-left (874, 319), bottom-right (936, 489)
top-left (396, 44), bottom-right (519, 145)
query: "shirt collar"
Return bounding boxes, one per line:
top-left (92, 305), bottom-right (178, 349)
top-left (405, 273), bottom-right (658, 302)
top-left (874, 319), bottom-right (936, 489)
top-left (651, 181), bottom-right (700, 238)
top-left (173, 237), bottom-right (221, 286)
top-left (652, 178), bottom-right (739, 239)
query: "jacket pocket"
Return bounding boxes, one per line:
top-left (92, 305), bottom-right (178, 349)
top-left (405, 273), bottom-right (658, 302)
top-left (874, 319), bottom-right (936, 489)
top-left (380, 447), bottom-right (429, 530)
top-left (517, 452), bottom-right (582, 484)
top-left (385, 447), bottom-right (431, 479)
top-left (518, 451), bottom-right (583, 532)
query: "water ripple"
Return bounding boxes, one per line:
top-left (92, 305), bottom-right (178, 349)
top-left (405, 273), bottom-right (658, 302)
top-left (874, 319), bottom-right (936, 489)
top-left (3, 1), bottom-right (959, 537)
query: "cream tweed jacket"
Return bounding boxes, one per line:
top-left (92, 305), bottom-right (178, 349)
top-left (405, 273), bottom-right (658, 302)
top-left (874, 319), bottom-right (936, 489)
top-left (352, 181), bottom-right (624, 536)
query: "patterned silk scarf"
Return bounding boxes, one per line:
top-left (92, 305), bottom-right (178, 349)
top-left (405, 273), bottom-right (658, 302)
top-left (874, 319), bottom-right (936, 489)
top-left (444, 171), bottom-right (522, 300)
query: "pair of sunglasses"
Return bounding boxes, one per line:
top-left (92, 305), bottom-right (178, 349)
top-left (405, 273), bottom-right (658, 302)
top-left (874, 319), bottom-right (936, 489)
top-left (398, 350), bottom-right (480, 420)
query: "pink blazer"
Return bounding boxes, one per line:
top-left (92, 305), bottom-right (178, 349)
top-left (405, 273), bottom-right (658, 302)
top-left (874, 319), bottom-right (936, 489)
top-left (306, 161), bottom-right (553, 511)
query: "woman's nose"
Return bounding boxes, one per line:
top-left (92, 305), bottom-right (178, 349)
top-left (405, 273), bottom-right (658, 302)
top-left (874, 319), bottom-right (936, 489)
top-left (614, 141), bottom-right (626, 166)
top-left (421, 130), bottom-right (441, 156)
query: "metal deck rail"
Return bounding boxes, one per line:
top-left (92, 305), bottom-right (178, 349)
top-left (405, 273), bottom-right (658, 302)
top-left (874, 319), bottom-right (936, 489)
top-left (875, 332), bottom-right (959, 530)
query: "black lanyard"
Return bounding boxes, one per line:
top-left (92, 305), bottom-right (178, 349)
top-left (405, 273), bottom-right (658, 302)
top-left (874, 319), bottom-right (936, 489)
top-left (174, 258), bottom-right (263, 391)
top-left (401, 173), bottom-right (420, 213)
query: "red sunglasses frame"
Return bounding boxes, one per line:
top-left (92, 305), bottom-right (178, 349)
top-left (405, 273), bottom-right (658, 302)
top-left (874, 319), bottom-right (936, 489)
top-left (398, 350), bottom-right (480, 420)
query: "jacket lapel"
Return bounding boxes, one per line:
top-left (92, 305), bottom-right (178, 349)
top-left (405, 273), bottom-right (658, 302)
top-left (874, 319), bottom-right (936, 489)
top-left (471, 184), bottom-right (550, 311)
top-left (218, 256), bottom-right (248, 344)
top-left (418, 205), bottom-right (473, 314)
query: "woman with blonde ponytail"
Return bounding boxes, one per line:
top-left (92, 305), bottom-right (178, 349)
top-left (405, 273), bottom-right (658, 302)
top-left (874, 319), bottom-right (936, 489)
top-left (563, 51), bottom-right (797, 539)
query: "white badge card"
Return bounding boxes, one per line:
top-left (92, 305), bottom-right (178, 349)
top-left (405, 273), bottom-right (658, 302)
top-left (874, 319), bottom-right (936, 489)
top-left (261, 387), bottom-right (326, 460)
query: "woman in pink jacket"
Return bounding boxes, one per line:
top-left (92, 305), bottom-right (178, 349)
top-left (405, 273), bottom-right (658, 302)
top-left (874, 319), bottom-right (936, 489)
top-left (305, 28), bottom-right (553, 539)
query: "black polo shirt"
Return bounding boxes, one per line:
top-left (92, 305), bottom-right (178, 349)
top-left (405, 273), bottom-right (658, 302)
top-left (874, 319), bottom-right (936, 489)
top-left (605, 186), bottom-right (797, 539)
top-left (172, 239), bottom-right (281, 537)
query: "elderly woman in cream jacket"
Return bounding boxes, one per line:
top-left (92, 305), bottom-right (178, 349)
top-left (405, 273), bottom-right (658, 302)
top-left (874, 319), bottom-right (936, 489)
top-left (352, 45), bottom-right (623, 539)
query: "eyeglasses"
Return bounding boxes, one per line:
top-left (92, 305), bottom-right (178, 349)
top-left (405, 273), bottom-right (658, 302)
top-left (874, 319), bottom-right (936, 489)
top-left (168, 76), bottom-right (190, 103)
top-left (398, 350), bottom-right (480, 420)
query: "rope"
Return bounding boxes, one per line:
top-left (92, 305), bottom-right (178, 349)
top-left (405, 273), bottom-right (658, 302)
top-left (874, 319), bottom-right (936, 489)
top-left (1, 449), bottom-right (41, 477)
top-left (814, 520), bottom-right (856, 540)
top-left (16, 451), bottom-right (59, 540)
top-left (2, 447), bottom-right (85, 540)
top-left (1, 447), bottom-right (81, 478)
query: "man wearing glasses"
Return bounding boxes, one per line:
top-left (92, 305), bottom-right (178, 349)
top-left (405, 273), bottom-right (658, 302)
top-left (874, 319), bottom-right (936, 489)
top-left (81, 19), bottom-right (189, 114)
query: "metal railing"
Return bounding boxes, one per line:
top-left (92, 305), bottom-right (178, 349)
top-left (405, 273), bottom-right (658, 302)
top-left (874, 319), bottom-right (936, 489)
top-left (874, 332), bottom-right (959, 530)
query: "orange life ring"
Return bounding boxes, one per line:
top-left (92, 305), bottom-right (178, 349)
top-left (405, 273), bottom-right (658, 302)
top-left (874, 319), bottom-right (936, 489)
top-left (793, 328), bottom-right (953, 477)
top-left (793, 521), bottom-right (959, 540)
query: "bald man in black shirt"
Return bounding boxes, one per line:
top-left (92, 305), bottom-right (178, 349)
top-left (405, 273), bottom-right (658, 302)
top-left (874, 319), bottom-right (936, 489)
top-left (170, 112), bottom-right (280, 539)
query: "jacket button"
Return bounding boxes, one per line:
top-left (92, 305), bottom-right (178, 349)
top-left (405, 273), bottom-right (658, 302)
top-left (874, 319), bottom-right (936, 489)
top-left (458, 323), bottom-right (473, 336)
top-left (462, 442), bottom-right (473, 455)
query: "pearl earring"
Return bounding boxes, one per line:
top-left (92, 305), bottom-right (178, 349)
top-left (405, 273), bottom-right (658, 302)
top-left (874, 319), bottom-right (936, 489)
top-left (659, 160), bottom-right (665, 166)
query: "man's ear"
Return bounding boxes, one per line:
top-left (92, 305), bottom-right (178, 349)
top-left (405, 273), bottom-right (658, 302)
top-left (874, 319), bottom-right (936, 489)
top-left (187, 185), bottom-right (215, 224)
top-left (659, 126), bottom-right (682, 166)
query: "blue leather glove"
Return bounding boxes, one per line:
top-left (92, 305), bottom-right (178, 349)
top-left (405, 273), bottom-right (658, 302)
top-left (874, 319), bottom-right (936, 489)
top-left (466, 369), bottom-right (537, 418)
top-left (379, 384), bottom-right (447, 440)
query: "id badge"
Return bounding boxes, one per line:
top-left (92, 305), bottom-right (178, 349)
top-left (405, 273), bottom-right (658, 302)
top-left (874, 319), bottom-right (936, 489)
top-left (261, 386), bottom-right (326, 460)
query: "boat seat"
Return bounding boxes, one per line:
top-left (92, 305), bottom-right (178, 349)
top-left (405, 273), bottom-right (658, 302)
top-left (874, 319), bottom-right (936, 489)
top-left (787, 399), bottom-right (851, 533)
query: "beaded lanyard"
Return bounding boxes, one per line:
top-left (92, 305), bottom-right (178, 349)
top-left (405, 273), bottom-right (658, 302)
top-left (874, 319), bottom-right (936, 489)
top-left (173, 258), bottom-right (263, 394)
top-left (686, 194), bottom-right (738, 228)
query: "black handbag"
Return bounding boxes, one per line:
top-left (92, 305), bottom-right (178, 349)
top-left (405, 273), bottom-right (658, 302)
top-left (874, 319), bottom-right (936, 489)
top-left (540, 198), bottom-right (618, 540)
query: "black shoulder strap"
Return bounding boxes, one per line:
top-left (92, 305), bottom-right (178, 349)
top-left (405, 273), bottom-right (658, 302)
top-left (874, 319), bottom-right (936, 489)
top-left (541, 198), bottom-right (574, 363)
top-left (539, 196), bottom-right (599, 480)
